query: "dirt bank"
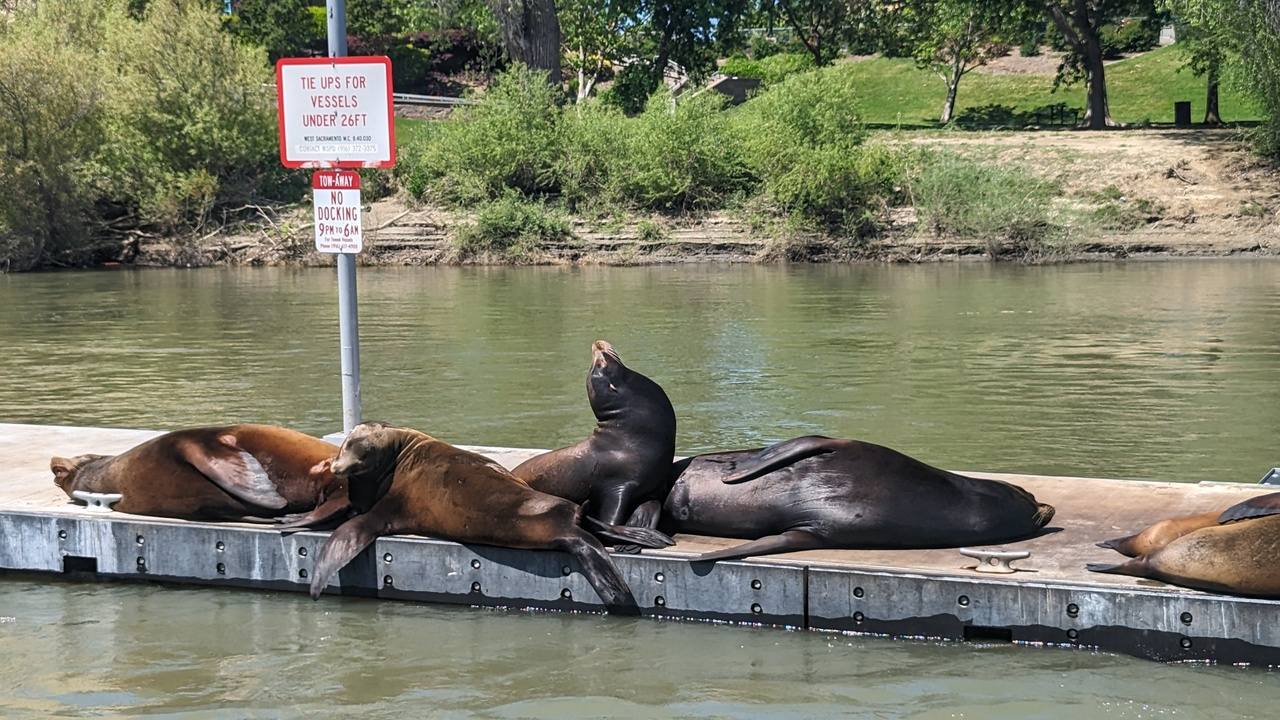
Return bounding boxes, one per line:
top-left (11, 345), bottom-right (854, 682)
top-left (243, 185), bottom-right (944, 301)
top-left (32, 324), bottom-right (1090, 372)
top-left (133, 128), bottom-right (1278, 268)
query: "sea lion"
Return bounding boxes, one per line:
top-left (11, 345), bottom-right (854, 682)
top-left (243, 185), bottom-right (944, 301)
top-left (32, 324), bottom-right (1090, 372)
top-left (659, 435), bottom-right (1056, 562)
top-left (1096, 491), bottom-right (1280, 558)
top-left (50, 424), bottom-right (348, 527)
top-left (511, 340), bottom-right (676, 531)
top-left (1088, 493), bottom-right (1280, 597)
top-left (309, 422), bottom-right (673, 612)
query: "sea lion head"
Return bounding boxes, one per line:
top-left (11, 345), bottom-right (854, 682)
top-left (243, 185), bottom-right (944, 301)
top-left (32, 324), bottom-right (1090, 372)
top-left (586, 340), bottom-right (676, 431)
top-left (330, 422), bottom-right (405, 511)
top-left (49, 454), bottom-right (109, 493)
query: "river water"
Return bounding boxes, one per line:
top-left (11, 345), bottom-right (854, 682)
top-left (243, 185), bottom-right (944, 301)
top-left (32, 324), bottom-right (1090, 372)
top-left (2, 262), bottom-right (1279, 717)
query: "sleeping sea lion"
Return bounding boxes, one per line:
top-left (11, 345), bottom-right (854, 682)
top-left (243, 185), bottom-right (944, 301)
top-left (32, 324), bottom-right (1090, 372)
top-left (309, 422), bottom-right (673, 612)
top-left (511, 340), bottom-right (676, 532)
top-left (1088, 492), bottom-right (1280, 597)
top-left (662, 435), bottom-right (1056, 562)
top-left (50, 424), bottom-right (348, 527)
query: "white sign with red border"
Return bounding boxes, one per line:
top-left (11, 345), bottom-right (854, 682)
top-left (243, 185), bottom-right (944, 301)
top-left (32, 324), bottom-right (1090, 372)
top-left (313, 170), bottom-right (363, 253)
top-left (277, 56), bottom-right (396, 169)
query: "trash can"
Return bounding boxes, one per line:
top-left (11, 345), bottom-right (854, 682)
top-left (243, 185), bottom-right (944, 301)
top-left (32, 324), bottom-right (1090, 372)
top-left (1174, 101), bottom-right (1192, 127)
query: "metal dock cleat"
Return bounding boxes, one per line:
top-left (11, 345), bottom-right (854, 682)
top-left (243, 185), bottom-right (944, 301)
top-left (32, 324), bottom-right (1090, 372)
top-left (70, 491), bottom-right (123, 512)
top-left (959, 547), bottom-right (1030, 574)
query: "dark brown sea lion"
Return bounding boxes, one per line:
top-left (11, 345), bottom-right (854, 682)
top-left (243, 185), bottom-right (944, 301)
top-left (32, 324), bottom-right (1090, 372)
top-left (511, 340), bottom-right (676, 532)
top-left (50, 424), bottom-right (348, 527)
top-left (1088, 492), bottom-right (1280, 597)
top-left (309, 422), bottom-right (672, 612)
top-left (660, 435), bottom-right (1056, 562)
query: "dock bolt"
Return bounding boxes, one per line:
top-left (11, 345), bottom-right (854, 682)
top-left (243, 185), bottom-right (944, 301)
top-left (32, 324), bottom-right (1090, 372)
top-left (654, 572), bottom-right (665, 583)
top-left (853, 586), bottom-right (864, 599)
top-left (216, 563), bottom-right (225, 575)
top-left (298, 547), bottom-right (308, 557)
top-left (383, 552), bottom-right (393, 563)
top-left (1067, 629), bottom-right (1079, 641)
top-left (751, 603), bottom-right (763, 614)
top-left (561, 588), bottom-right (573, 600)
top-left (957, 595), bottom-right (970, 607)
top-left (1066, 603), bottom-right (1079, 618)
top-left (751, 579), bottom-right (762, 590)
top-left (136, 557), bottom-right (146, 570)
top-left (471, 582), bottom-right (482, 593)
top-left (215, 541), bottom-right (224, 552)
top-left (1180, 637), bottom-right (1193, 649)
top-left (561, 565), bottom-right (571, 576)
top-left (135, 535), bottom-right (145, 546)
top-left (654, 595), bottom-right (665, 607)
top-left (1180, 612), bottom-right (1193, 626)
top-left (472, 559), bottom-right (482, 570)
top-left (384, 575), bottom-right (393, 587)
top-left (298, 568), bottom-right (308, 579)
top-left (57, 530), bottom-right (67, 540)
top-left (853, 611), bottom-right (865, 624)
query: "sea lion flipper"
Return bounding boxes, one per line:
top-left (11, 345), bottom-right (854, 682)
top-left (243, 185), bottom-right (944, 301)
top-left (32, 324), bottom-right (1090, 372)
top-left (581, 515), bottom-right (674, 550)
top-left (276, 494), bottom-right (353, 532)
top-left (558, 529), bottom-right (639, 614)
top-left (694, 529), bottom-right (824, 562)
top-left (179, 439), bottom-right (288, 510)
top-left (721, 436), bottom-right (840, 484)
top-left (310, 512), bottom-right (382, 600)
top-left (1218, 492), bottom-right (1280, 524)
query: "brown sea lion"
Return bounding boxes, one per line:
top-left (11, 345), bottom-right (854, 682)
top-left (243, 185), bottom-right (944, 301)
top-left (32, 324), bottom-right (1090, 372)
top-left (512, 340), bottom-right (676, 533)
top-left (661, 435), bottom-right (1056, 562)
top-left (309, 422), bottom-right (672, 612)
top-left (1088, 493), bottom-right (1280, 597)
top-left (50, 424), bottom-right (348, 527)
top-left (1097, 491), bottom-right (1280, 558)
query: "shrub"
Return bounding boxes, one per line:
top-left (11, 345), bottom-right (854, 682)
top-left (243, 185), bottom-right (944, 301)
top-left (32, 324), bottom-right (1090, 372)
top-left (0, 1), bottom-right (109, 270)
top-left (453, 194), bottom-right (570, 259)
top-left (908, 153), bottom-right (1061, 257)
top-left (396, 65), bottom-right (563, 205)
top-left (101, 0), bottom-right (293, 232)
top-left (604, 91), bottom-right (751, 212)
top-left (599, 64), bottom-right (659, 116)
top-left (229, 0), bottom-right (324, 61)
top-left (1100, 19), bottom-right (1161, 59)
top-left (0, 0), bottom-right (298, 270)
top-left (734, 67), bottom-right (902, 233)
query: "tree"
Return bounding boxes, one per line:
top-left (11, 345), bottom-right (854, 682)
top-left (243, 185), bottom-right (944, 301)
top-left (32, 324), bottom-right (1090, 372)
top-left (761, 0), bottom-right (875, 66)
top-left (1169, 1), bottom-right (1228, 124)
top-left (1038, 0), bottom-right (1154, 129)
top-left (559, 0), bottom-right (638, 101)
top-left (905, 0), bottom-right (1030, 123)
top-left (485, 0), bottom-right (562, 83)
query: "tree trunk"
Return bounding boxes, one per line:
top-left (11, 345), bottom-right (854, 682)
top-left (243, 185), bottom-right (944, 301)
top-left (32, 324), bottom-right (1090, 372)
top-left (940, 62), bottom-right (964, 124)
top-left (777, 0), bottom-right (826, 66)
top-left (1079, 24), bottom-right (1114, 129)
top-left (1204, 59), bottom-right (1221, 125)
top-left (486, 0), bottom-right (562, 84)
top-left (1044, 1), bottom-right (1116, 130)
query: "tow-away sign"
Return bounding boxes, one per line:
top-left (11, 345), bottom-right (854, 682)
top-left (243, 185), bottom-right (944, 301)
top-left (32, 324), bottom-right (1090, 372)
top-left (277, 56), bottom-right (395, 168)
top-left (312, 170), bottom-right (362, 254)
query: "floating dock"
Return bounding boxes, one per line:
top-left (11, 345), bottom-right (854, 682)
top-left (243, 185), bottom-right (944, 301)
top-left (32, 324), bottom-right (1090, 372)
top-left (3, 423), bottom-right (1278, 666)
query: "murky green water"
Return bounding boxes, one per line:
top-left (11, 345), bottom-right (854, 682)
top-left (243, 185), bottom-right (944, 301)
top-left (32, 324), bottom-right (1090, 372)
top-left (2, 262), bottom-right (1280, 717)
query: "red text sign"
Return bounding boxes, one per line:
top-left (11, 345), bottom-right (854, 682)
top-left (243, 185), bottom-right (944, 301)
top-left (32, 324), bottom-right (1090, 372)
top-left (277, 57), bottom-right (395, 169)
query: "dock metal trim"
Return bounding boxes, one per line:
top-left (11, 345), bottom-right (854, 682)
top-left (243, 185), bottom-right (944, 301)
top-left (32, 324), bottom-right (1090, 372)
top-left (4, 508), bottom-right (1279, 666)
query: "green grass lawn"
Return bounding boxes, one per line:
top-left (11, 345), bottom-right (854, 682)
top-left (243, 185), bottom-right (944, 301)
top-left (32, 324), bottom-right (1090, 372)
top-left (839, 44), bottom-right (1260, 127)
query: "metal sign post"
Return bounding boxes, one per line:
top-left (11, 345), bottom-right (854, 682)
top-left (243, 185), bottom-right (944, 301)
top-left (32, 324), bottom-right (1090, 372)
top-left (329, 0), bottom-right (361, 434)
top-left (277, 2), bottom-right (394, 435)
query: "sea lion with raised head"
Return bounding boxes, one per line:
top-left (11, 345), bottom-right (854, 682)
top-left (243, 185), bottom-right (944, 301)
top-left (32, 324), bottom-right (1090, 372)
top-left (50, 425), bottom-right (348, 527)
top-left (309, 422), bottom-right (673, 612)
top-left (661, 435), bottom-right (1056, 562)
top-left (511, 340), bottom-right (676, 532)
top-left (1088, 492), bottom-right (1280, 597)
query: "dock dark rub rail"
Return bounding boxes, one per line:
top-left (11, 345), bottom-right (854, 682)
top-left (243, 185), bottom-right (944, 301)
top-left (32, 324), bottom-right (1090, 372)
top-left (4, 509), bottom-right (1279, 666)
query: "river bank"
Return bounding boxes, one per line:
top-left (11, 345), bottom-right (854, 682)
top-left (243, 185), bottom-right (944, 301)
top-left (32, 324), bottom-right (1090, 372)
top-left (127, 129), bottom-right (1279, 268)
